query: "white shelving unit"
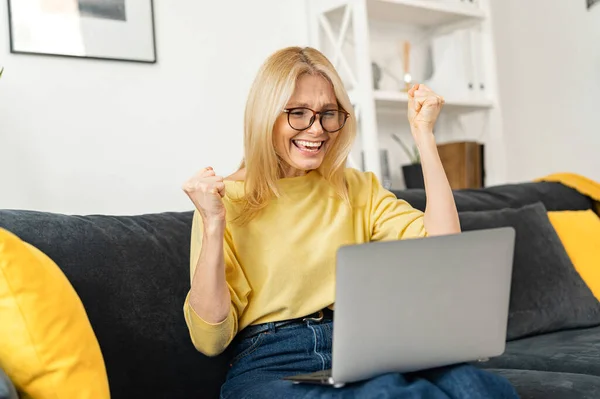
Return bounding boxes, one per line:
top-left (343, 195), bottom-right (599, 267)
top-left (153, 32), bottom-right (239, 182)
top-left (349, 89), bottom-right (493, 113)
top-left (307, 0), bottom-right (506, 187)
top-left (363, 0), bottom-right (486, 26)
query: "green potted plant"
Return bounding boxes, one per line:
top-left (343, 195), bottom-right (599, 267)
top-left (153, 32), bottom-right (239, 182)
top-left (391, 133), bottom-right (424, 189)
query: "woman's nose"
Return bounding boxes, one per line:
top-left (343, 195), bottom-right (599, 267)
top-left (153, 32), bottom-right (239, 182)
top-left (306, 116), bottom-right (324, 135)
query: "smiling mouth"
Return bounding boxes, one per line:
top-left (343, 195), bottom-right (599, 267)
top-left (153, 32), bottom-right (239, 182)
top-left (292, 139), bottom-right (325, 153)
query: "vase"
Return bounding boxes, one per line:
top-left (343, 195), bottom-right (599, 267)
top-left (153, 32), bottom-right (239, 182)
top-left (402, 164), bottom-right (425, 189)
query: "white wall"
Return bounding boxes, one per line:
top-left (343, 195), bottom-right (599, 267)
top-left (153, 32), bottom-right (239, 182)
top-left (0, 1), bottom-right (309, 215)
top-left (491, 0), bottom-right (600, 183)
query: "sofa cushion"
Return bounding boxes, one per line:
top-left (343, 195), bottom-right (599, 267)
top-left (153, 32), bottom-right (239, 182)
top-left (393, 181), bottom-right (594, 213)
top-left (481, 325), bottom-right (600, 378)
top-left (489, 369), bottom-right (600, 399)
top-left (0, 228), bottom-right (109, 399)
top-left (0, 210), bottom-right (227, 399)
top-left (548, 210), bottom-right (600, 300)
top-left (537, 173), bottom-right (600, 217)
top-left (459, 202), bottom-right (600, 341)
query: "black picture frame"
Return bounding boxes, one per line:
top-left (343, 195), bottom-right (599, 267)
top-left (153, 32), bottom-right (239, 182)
top-left (7, 0), bottom-right (157, 64)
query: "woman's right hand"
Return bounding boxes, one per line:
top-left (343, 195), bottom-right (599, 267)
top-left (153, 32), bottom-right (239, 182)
top-left (182, 167), bottom-right (226, 222)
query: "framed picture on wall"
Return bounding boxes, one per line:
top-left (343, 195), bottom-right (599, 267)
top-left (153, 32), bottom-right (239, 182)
top-left (7, 0), bottom-right (157, 63)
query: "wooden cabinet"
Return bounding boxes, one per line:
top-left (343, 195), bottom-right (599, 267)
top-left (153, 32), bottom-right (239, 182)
top-left (437, 141), bottom-right (485, 189)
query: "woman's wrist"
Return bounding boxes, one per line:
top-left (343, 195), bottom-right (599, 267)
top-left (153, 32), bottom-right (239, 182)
top-left (202, 217), bottom-right (225, 236)
top-left (412, 130), bottom-right (437, 153)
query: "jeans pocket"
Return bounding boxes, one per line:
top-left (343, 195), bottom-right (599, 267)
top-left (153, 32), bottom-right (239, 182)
top-left (230, 332), bottom-right (267, 365)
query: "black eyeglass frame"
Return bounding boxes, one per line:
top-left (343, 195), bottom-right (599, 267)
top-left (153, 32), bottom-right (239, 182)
top-left (282, 107), bottom-right (350, 133)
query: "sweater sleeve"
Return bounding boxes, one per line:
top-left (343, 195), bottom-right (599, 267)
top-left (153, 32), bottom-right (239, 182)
top-left (183, 210), bottom-right (251, 357)
top-left (368, 172), bottom-right (427, 241)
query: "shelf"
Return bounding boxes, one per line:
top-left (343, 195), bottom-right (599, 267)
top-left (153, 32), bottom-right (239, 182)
top-left (349, 90), bottom-right (493, 114)
top-left (366, 0), bottom-right (486, 27)
top-left (310, 0), bottom-right (501, 182)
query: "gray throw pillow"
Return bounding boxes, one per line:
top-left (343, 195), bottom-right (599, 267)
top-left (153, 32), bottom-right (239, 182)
top-left (459, 202), bottom-right (600, 341)
top-left (0, 368), bottom-right (18, 399)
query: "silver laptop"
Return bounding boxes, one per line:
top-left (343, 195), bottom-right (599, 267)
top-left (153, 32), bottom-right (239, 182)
top-left (283, 227), bottom-right (515, 388)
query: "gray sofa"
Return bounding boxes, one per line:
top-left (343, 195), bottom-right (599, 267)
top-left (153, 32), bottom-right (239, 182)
top-left (1, 179), bottom-right (599, 399)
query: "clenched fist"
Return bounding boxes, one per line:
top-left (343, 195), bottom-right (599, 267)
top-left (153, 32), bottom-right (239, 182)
top-left (407, 83), bottom-right (445, 135)
top-left (182, 167), bottom-right (226, 222)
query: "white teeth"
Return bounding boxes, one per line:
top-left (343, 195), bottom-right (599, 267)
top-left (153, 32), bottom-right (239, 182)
top-left (294, 140), bottom-right (323, 147)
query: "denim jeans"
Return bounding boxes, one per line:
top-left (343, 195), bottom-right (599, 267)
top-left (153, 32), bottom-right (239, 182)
top-left (220, 319), bottom-right (520, 399)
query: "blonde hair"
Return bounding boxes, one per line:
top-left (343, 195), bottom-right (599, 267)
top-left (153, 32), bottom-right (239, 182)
top-left (235, 46), bottom-right (356, 225)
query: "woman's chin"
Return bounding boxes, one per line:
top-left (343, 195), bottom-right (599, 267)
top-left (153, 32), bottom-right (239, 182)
top-left (288, 155), bottom-right (323, 173)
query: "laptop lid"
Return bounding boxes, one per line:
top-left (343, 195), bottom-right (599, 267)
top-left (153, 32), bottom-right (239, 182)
top-left (331, 227), bottom-right (515, 384)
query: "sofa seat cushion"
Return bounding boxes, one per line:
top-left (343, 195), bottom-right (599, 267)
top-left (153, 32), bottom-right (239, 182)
top-left (481, 325), bottom-right (600, 377)
top-left (489, 369), bottom-right (600, 399)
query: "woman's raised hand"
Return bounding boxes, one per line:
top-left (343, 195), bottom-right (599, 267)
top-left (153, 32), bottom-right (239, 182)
top-left (182, 167), bottom-right (226, 222)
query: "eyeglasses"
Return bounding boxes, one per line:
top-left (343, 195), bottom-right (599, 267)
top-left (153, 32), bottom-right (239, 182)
top-left (283, 107), bottom-right (349, 133)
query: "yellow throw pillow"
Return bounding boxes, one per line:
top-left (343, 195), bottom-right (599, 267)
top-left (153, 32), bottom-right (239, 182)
top-left (548, 210), bottom-right (600, 301)
top-left (0, 228), bottom-right (110, 399)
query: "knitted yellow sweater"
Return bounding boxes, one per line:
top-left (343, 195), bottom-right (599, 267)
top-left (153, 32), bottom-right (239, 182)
top-left (183, 168), bottom-right (427, 356)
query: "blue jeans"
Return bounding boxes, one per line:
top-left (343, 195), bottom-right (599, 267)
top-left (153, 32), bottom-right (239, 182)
top-left (220, 319), bottom-right (519, 399)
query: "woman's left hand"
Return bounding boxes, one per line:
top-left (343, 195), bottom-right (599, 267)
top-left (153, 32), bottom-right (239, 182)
top-left (407, 84), bottom-right (445, 139)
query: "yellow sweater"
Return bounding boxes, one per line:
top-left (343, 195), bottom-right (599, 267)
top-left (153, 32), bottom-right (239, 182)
top-left (183, 168), bottom-right (427, 356)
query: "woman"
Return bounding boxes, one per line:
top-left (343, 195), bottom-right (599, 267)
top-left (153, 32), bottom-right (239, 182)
top-left (182, 47), bottom-right (518, 398)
